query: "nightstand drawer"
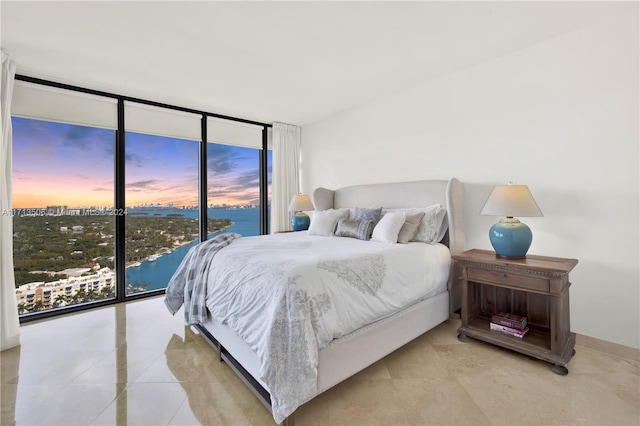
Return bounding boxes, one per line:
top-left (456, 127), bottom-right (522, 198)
top-left (468, 268), bottom-right (550, 292)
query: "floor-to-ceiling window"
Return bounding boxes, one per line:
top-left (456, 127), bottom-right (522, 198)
top-left (11, 81), bottom-right (118, 315)
top-left (124, 103), bottom-right (202, 295)
top-left (206, 118), bottom-right (268, 238)
top-left (10, 77), bottom-right (272, 321)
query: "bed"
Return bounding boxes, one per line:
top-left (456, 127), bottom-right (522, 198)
top-left (165, 178), bottom-right (465, 425)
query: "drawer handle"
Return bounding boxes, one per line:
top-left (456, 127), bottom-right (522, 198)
top-left (503, 273), bottom-right (508, 278)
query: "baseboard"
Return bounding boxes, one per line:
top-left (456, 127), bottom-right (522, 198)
top-left (576, 334), bottom-right (639, 362)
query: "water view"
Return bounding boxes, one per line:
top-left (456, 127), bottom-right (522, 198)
top-left (11, 115), bottom-right (271, 315)
top-left (12, 207), bottom-right (261, 313)
top-left (125, 207), bottom-right (260, 292)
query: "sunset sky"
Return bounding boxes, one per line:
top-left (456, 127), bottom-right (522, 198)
top-left (11, 117), bottom-right (271, 208)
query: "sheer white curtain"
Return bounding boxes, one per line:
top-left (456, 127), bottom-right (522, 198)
top-left (1, 51), bottom-right (20, 351)
top-left (270, 122), bottom-right (301, 233)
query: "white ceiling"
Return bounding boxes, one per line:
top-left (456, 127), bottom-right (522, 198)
top-left (1, 1), bottom-right (635, 126)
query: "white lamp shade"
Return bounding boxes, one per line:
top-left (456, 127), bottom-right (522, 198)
top-left (288, 194), bottom-right (314, 212)
top-left (481, 185), bottom-right (543, 217)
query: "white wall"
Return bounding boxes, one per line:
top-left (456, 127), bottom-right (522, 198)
top-left (301, 12), bottom-right (639, 349)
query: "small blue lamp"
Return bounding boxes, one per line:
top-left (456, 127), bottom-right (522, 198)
top-left (481, 183), bottom-right (543, 259)
top-left (288, 194), bottom-right (314, 231)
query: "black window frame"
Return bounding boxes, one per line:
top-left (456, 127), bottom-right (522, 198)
top-left (14, 74), bottom-right (272, 323)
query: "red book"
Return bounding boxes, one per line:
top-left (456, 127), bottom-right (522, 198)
top-left (490, 322), bottom-right (529, 338)
top-left (491, 312), bottom-right (528, 330)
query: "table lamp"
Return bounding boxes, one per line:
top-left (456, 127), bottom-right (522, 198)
top-left (288, 194), bottom-right (314, 231)
top-left (480, 183), bottom-right (543, 259)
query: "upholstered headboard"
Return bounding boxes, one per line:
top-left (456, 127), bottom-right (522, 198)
top-left (312, 178), bottom-right (466, 313)
top-left (312, 178), bottom-right (465, 254)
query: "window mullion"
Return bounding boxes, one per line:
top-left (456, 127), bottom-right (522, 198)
top-left (115, 99), bottom-right (126, 302)
top-left (260, 127), bottom-right (269, 235)
top-left (200, 115), bottom-right (208, 242)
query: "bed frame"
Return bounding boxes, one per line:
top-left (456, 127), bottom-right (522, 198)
top-left (192, 178), bottom-right (465, 425)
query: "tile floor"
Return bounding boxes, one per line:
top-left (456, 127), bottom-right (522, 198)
top-left (1, 296), bottom-right (639, 425)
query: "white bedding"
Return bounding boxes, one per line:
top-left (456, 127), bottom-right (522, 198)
top-left (201, 231), bottom-right (451, 423)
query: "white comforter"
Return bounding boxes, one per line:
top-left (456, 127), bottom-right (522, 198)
top-left (202, 232), bottom-right (451, 423)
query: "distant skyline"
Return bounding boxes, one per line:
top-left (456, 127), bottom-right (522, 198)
top-left (11, 117), bottom-right (271, 208)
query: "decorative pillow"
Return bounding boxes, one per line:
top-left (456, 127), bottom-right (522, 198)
top-left (350, 207), bottom-right (382, 225)
top-left (335, 219), bottom-right (373, 240)
top-left (397, 211), bottom-right (425, 244)
top-left (308, 209), bottom-right (349, 236)
top-left (410, 204), bottom-right (446, 244)
top-left (382, 204), bottom-right (447, 244)
top-left (371, 211), bottom-right (406, 243)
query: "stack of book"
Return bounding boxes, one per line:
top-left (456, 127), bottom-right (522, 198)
top-left (490, 312), bottom-right (529, 338)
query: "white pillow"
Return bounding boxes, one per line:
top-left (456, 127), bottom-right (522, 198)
top-left (308, 208), bottom-right (349, 236)
top-left (435, 207), bottom-right (448, 242)
top-left (371, 211), bottom-right (406, 243)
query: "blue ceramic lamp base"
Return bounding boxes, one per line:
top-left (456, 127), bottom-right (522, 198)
top-left (291, 212), bottom-right (310, 231)
top-left (489, 217), bottom-right (533, 259)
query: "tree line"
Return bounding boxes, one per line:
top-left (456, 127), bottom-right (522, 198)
top-left (13, 214), bottom-right (232, 287)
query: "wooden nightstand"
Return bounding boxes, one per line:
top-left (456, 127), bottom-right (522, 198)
top-left (454, 249), bottom-right (578, 375)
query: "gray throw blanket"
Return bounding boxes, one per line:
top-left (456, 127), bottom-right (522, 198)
top-left (164, 233), bottom-right (241, 324)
